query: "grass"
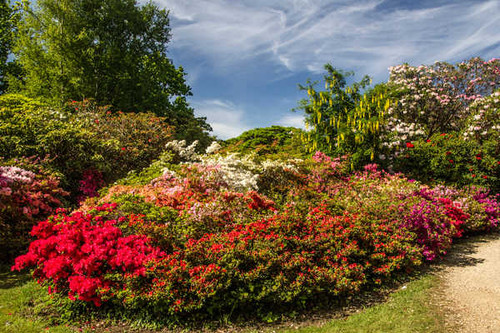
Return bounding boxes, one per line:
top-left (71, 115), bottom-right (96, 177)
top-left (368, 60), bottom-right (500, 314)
top-left (0, 265), bottom-right (445, 333)
top-left (0, 265), bottom-right (73, 333)
top-left (274, 274), bottom-right (444, 333)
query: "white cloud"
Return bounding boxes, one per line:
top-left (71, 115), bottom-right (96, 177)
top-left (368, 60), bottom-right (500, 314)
top-left (277, 113), bottom-right (306, 129)
top-left (192, 99), bottom-right (252, 139)
top-left (155, 0), bottom-right (500, 78)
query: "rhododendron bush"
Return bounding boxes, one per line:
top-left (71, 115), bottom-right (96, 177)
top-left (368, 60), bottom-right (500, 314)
top-left (0, 158), bottom-right (68, 262)
top-left (12, 151), bottom-right (499, 322)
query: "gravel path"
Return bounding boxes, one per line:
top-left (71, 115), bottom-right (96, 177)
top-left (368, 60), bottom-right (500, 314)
top-left (434, 233), bottom-right (500, 333)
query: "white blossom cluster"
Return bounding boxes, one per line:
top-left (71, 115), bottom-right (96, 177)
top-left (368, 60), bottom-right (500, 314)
top-left (205, 141), bottom-right (222, 154)
top-left (0, 166), bottom-right (36, 184)
top-left (463, 90), bottom-right (500, 140)
top-left (199, 153), bottom-right (260, 192)
top-left (196, 153), bottom-right (301, 193)
top-left (165, 140), bottom-right (200, 162)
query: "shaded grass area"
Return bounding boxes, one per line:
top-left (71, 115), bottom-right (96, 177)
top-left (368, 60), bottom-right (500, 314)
top-left (274, 274), bottom-right (444, 333)
top-left (0, 264), bottom-right (445, 333)
top-left (0, 265), bottom-right (74, 333)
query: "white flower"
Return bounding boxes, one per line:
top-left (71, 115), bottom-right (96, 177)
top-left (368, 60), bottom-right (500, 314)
top-left (205, 141), bottom-right (222, 154)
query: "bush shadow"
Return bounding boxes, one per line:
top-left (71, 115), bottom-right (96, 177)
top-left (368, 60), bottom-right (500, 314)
top-left (434, 232), bottom-right (500, 269)
top-left (0, 264), bottom-right (31, 289)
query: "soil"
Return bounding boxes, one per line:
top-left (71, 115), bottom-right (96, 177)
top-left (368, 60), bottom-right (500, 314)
top-left (433, 232), bottom-right (500, 333)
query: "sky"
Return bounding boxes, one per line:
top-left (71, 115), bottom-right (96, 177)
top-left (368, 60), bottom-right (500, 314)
top-left (151, 0), bottom-right (500, 140)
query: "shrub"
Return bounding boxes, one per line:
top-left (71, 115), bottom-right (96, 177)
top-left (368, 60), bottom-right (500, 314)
top-left (0, 158), bottom-right (68, 262)
top-left (0, 95), bottom-right (174, 201)
top-left (67, 99), bottom-right (174, 179)
top-left (393, 132), bottom-right (499, 191)
top-left (387, 57), bottom-right (500, 137)
top-left (12, 152), bottom-right (500, 324)
top-left (223, 126), bottom-right (306, 159)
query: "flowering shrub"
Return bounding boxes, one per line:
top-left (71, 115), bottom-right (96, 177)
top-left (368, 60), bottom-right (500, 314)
top-left (0, 158), bottom-right (68, 262)
top-left (68, 99), bottom-right (174, 182)
top-left (12, 205), bottom-right (165, 306)
top-left (78, 168), bottom-right (105, 202)
top-left (464, 90), bottom-right (500, 142)
top-left (394, 132), bottom-right (499, 191)
top-left (387, 57), bottom-right (500, 138)
top-left (0, 95), bottom-right (174, 200)
top-left (12, 151), bottom-right (500, 323)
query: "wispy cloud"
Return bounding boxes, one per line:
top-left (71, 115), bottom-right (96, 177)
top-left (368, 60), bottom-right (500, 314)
top-left (192, 99), bottom-right (251, 139)
top-left (277, 114), bottom-right (306, 129)
top-left (156, 0), bottom-right (500, 78)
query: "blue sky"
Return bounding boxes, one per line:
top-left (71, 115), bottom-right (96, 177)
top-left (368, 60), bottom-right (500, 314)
top-left (152, 0), bottom-right (500, 139)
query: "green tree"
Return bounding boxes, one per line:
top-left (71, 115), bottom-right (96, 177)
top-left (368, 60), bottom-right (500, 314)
top-left (0, 0), bottom-right (18, 94)
top-left (10, 0), bottom-right (211, 143)
top-left (297, 64), bottom-right (394, 168)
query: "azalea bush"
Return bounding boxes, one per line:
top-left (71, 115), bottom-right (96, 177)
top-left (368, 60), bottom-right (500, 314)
top-left (394, 133), bottom-right (499, 191)
top-left (12, 151), bottom-right (500, 324)
top-left (0, 94), bottom-right (174, 200)
top-left (0, 158), bottom-right (68, 262)
top-left (67, 99), bottom-right (174, 180)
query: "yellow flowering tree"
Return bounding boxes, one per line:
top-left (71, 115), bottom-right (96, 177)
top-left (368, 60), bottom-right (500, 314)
top-left (297, 64), bottom-right (394, 168)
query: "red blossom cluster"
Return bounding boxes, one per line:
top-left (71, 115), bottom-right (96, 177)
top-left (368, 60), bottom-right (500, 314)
top-left (12, 204), bottom-right (165, 306)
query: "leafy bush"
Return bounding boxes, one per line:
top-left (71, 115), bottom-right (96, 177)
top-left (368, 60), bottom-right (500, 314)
top-left (394, 132), bottom-right (499, 191)
top-left (67, 99), bottom-right (174, 183)
top-left (0, 95), bottom-right (174, 200)
top-left (223, 126), bottom-right (306, 159)
top-left (0, 157), bottom-right (68, 262)
top-left (12, 152), bottom-right (499, 325)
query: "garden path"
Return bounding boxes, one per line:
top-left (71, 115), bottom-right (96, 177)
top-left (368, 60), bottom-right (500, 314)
top-left (434, 233), bottom-right (500, 333)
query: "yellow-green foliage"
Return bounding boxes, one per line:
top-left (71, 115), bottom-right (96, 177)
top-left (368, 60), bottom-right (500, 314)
top-left (298, 65), bottom-right (395, 168)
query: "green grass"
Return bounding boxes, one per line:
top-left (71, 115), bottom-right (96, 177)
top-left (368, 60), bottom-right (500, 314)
top-left (0, 266), bottom-right (74, 333)
top-left (276, 274), bottom-right (444, 333)
top-left (0, 266), bottom-right (444, 333)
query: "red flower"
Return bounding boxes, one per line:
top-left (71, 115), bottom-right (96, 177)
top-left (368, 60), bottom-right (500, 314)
top-left (445, 151), bottom-right (452, 155)
top-left (476, 156), bottom-right (482, 160)
top-left (406, 142), bottom-right (414, 148)
top-left (449, 160), bottom-right (453, 163)
top-left (121, 147), bottom-right (126, 151)
top-left (483, 175), bottom-right (488, 179)
top-left (472, 174), bottom-right (476, 178)
top-left (426, 140), bottom-right (431, 143)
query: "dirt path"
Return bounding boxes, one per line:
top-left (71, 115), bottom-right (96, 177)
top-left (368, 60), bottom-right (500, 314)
top-left (433, 233), bottom-right (500, 333)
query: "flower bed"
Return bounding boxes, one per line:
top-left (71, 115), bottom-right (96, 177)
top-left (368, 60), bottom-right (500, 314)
top-left (12, 152), bottom-right (500, 323)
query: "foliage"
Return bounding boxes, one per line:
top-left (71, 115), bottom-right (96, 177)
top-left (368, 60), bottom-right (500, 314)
top-left (0, 158), bottom-right (68, 263)
top-left (67, 99), bottom-right (174, 182)
top-left (0, 94), bottom-right (175, 200)
top-left (463, 89), bottom-right (500, 148)
top-left (0, 0), bottom-right (20, 94)
top-left (296, 64), bottom-right (394, 169)
top-left (13, 152), bottom-right (499, 324)
top-left (223, 126), bottom-right (306, 159)
top-left (394, 132), bottom-right (499, 192)
top-left (9, 0), bottom-right (212, 145)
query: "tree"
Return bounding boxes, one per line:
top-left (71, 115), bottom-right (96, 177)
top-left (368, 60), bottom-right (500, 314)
top-left (297, 64), bottom-right (393, 168)
top-left (10, 0), bottom-right (211, 143)
top-left (0, 0), bottom-right (18, 94)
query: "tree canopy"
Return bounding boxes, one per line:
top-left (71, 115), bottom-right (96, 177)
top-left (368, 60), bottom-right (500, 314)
top-left (0, 0), bottom-right (16, 93)
top-left (9, 0), bottom-right (211, 142)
